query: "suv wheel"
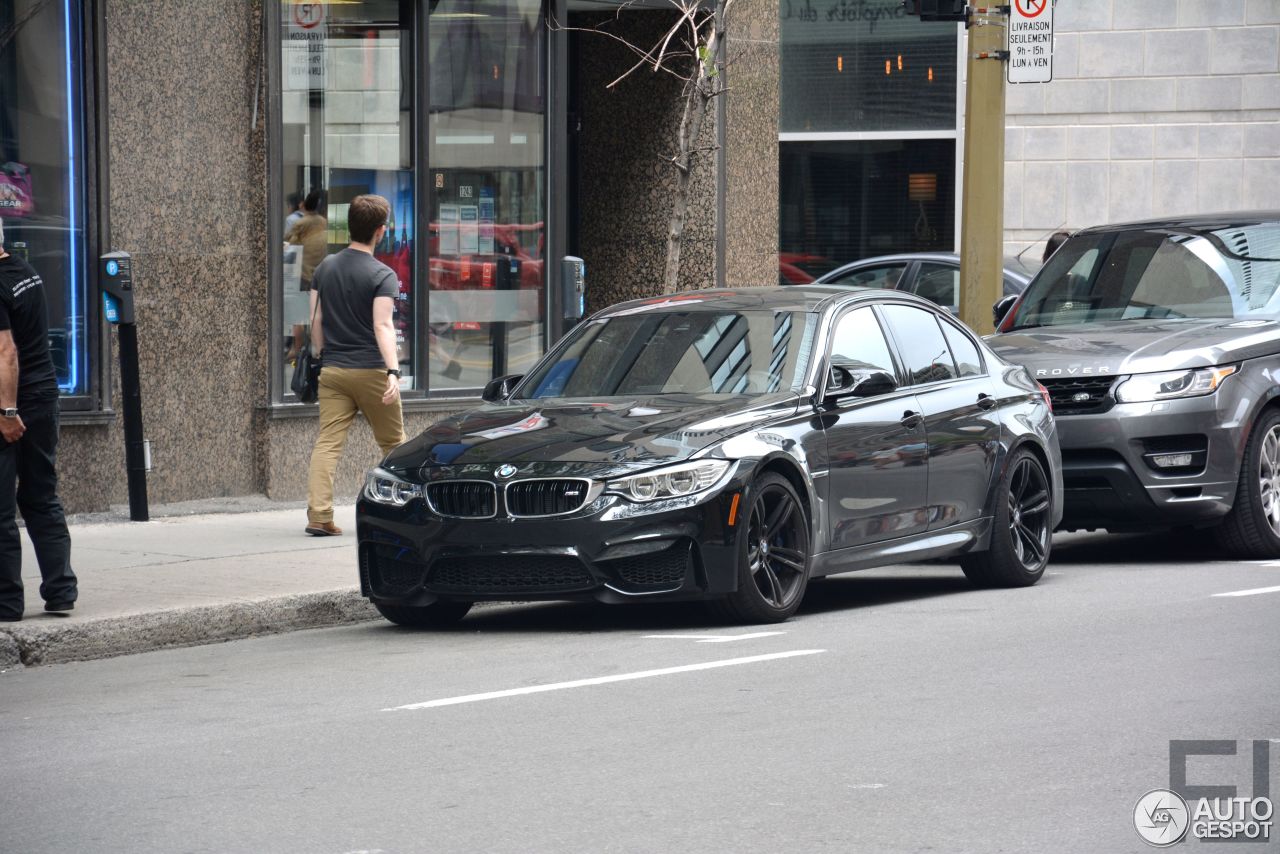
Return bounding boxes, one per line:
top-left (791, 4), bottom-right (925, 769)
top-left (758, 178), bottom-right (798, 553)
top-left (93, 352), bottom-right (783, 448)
top-left (1215, 408), bottom-right (1280, 559)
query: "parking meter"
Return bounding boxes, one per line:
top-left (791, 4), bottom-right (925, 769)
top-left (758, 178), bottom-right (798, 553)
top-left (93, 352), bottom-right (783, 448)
top-left (100, 250), bottom-right (149, 521)
top-left (562, 256), bottom-right (585, 324)
top-left (101, 250), bottom-right (136, 324)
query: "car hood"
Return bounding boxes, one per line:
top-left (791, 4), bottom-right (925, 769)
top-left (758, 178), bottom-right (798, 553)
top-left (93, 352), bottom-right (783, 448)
top-left (382, 394), bottom-right (801, 474)
top-left (988, 317), bottom-right (1280, 376)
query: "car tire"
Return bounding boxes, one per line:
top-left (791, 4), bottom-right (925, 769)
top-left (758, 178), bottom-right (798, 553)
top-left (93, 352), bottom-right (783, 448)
top-left (1215, 407), bottom-right (1280, 559)
top-left (708, 472), bottom-right (811, 624)
top-left (375, 600), bottom-right (473, 628)
top-left (961, 448), bottom-right (1052, 588)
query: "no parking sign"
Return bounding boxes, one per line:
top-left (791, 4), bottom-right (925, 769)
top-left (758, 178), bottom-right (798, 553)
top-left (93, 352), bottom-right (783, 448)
top-left (1008, 0), bottom-right (1053, 84)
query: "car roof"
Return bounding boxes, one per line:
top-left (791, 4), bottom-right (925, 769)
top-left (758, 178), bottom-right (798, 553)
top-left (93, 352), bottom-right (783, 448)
top-left (594, 285), bottom-right (938, 317)
top-left (816, 252), bottom-right (1035, 284)
top-left (1076, 210), bottom-right (1280, 235)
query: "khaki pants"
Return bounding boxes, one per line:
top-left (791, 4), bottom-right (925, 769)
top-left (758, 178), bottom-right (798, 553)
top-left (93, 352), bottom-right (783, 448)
top-left (307, 367), bottom-right (405, 523)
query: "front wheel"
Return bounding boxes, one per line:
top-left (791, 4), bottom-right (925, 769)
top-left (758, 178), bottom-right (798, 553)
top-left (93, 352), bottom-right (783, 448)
top-left (708, 472), bottom-right (811, 624)
top-left (961, 448), bottom-right (1052, 587)
top-left (1215, 408), bottom-right (1280, 559)
top-left (375, 599), bottom-right (473, 628)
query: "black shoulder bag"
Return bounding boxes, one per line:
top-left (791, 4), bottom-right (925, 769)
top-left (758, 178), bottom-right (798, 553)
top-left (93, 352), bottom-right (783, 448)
top-left (290, 296), bottom-right (322, 403)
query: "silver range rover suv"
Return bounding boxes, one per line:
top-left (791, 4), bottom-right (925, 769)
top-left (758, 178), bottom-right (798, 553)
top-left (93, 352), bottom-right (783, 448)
top-left (987, 212), bottom-right (1280, 557)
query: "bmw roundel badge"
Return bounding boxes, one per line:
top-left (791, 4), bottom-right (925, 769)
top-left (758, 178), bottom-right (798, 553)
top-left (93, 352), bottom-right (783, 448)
top-left (495, 464), bottom-right (518, 479)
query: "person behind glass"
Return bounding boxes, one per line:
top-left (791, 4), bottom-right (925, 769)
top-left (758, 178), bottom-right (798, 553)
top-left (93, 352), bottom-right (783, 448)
top-left (0, 218), bottom-right (77, 621)
top-left (284, 190), bottom-right (305, 234)
top-left (284, 189), bottom-right (328, 363)
top-left (304, 194), bottom-right (405, 536)
top-left (1043, 230), bottom-right (1071, 264)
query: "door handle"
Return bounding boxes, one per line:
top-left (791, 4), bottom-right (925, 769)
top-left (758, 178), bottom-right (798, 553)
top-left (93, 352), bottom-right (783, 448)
top-left (977, 393), bottom-right (997, 411)
top-left (901, 410), bottom-right (923, 428)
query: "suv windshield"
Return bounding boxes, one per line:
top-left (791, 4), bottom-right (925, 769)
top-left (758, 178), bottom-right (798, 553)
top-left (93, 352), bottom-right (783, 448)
top-left (1007, 222), bottom-right (1280, 329)
top-left (517, 309), bottom-right (817, 399)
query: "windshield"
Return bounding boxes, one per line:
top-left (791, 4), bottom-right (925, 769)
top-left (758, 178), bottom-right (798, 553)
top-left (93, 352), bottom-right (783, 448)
top-left (1006, 223), bottom-right (1280, 329)
top-left (516, 309), bottom-right (818, 399)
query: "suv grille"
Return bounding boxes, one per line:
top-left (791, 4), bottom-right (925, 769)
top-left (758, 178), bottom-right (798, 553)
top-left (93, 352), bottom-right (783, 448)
top-left (428, 555), bottom-right (594, 594)
top-left (426, 481), bottom-right (496, 517)
top-left (363, 544), bottom-right (429, 596)
top-left (506, 479), bottom-right (591, 517)
top-left (602, 543), bottom-right (691, 588)
top-left (1039, 376), bottom-right (1117, 415)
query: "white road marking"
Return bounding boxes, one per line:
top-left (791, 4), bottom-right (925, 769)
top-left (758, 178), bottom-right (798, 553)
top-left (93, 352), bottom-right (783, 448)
top-left (846, 783), bottom-right (887, 789)
top-left (383, 649), bottom-right (827, 711)
top-left (1212, 584), bottom-right (1280, 598)
top-left (642, 631), bottom-right (786, 643)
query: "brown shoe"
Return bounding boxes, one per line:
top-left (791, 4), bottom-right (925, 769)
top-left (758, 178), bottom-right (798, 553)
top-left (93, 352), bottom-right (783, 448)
top-left (305, 521), bottom-right (343, 536)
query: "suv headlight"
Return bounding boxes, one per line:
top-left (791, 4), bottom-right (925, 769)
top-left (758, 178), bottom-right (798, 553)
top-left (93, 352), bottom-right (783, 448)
top-left (605, 460), bottom-right (731, 503)
top-left (1114, 365), bottom-right (1238, 403)
top-left (364, 467), bottom-right (422, 506)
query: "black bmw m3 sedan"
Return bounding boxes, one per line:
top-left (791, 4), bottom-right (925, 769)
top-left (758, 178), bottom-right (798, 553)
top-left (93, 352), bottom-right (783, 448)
top-left (357, 286), bottom-right (1063, 625)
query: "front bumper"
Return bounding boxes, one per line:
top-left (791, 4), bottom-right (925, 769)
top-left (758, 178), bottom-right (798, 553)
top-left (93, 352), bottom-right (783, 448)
top-left (355, 478), bottom-right (749, 606)
top-left (1054, 393), bottom-right (1243, 531)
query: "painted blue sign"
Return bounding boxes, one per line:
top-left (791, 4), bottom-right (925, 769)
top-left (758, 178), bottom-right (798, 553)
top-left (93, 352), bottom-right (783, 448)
top-left (103, 292), bottom-right (121, 324)
top-left (105, 259), bottom-right (119, 277)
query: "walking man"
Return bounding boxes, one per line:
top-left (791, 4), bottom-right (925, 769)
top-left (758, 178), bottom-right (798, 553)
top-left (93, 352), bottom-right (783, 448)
top-left (305, 195), bottom-right (405, 536)
top-left (0, 218), bottom-right (78, 620)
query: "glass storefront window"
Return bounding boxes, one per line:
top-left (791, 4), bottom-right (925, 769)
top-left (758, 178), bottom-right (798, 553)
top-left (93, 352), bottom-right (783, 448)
top-left (279, 0), bottom-right (416, 396)
top-left (0, 0), bottom-right (89, 396)
top-left (780, 1), bottom-right (956, 133)
top-left (779, 139), bottom-right (955, 277)
top-left (428, 0), bottom-right (546, 394)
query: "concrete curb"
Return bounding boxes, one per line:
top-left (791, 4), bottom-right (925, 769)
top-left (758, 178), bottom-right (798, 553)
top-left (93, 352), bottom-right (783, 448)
top-left (0, 589), bottom-right (379, 668)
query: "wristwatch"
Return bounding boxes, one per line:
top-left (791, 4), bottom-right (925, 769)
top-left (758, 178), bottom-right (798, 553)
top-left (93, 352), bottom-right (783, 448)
top-left (386, 368), bottom-right (402, 378)
top-left (0, 408), bottom-right (17, 418)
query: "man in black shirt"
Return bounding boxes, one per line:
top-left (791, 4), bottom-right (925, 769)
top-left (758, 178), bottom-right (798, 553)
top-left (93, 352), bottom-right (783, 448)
top-left (0, 218), bottom-right (77, 621)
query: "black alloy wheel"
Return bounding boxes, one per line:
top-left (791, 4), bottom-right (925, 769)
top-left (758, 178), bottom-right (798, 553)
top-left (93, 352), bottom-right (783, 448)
top-left (375, 599), bottom-right (473, 628)
top-left (961, 448), bottom-right (1051, 587)
top-left (711, 472), bottom-right (811, 623)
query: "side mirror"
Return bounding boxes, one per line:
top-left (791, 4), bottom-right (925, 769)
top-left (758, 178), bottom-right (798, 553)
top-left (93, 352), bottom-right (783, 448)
top-left (825, 367), bottom-right (897, 401)
top-left (993, 294), bottom-right (1018, 328)
top-left (482, 374), bottom-right (524, 402)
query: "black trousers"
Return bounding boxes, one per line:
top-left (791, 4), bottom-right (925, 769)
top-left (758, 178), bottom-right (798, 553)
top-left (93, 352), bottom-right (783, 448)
top-left (0, 396), bottom-right (77, 619)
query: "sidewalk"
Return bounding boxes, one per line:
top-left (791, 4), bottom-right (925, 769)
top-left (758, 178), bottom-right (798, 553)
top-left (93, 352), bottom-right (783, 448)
top-left (0, 501), bottom-right (376, 669)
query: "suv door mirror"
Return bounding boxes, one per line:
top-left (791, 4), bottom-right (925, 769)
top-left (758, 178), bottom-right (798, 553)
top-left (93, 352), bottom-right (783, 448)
top-left (482, 374), bottom-right (524, 402)
top-left (993, 294), bottom-right (1018, 327)
top-left (826, 366), bottom-right (897, 401)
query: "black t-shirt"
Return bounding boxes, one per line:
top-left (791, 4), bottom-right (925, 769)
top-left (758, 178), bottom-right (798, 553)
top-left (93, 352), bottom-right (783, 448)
top-left (314, 248), bottom-right (398, 369)
top-left (0, 253), bottom-right (58, 403)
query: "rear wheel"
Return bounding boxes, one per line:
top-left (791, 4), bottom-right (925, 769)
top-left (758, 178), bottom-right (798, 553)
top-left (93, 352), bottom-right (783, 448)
top-left (375, 600), bottom-right (473, 628)
top-left (709, 472), bottom-right (811, 624)
top-left (961, 449), bottom-right (1051, 587)
top-left (1215, 408), bottom-right (1280, 559)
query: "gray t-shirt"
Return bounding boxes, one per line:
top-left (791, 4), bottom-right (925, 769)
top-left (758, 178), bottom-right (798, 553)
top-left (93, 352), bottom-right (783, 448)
top-left (313, 248), bottom-right (398, 369)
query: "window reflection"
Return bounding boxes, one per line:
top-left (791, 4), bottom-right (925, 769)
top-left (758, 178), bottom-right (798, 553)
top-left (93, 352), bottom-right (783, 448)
top-left (428, 0), bottom-right (546, 394)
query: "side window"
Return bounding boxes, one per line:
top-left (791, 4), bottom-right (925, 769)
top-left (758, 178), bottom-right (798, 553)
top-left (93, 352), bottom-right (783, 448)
top-left (829, 307), bottom-right (897, 376)
top-left (940, 319), bottom-right (984, 377)
top-left (880, 305), bottom-right (958, 385)
top-left (913, 263), bottom-right (960, 308)
top-left (830, 263), bottom-right (907, 290)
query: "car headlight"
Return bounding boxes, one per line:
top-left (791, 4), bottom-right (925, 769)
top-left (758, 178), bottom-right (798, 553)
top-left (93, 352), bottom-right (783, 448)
top-left (605, 460), bottom-right (731, 503)
top-left (1114, 365), bottom-right (1238, 403)
top-left (364, 467), bottom-right (422, 506)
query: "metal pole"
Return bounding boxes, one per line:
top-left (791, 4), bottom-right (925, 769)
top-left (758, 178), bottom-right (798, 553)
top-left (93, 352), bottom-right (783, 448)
top-left (117, 322), bottom-right (149, 521)
top-left (957, 6), bottom-right (1007, 335)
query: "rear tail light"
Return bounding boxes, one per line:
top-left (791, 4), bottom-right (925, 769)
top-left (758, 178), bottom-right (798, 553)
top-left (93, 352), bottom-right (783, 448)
top-left (1036, 382), bottom-right (1053, 413)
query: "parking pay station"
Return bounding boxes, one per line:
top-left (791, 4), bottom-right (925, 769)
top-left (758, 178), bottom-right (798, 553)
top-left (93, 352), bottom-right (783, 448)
top-left (101, 250), bottom-right (149, 521)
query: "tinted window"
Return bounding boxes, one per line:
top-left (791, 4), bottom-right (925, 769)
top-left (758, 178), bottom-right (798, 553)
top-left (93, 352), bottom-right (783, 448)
top-left (829, 307), bottom-right (896, 376)
top-left (829, 263), bottom-right (906, 289)
top-left (940, 319), bottom-right (983, 377)
top-left (519, 310), bottom-right (816, 399)
top-left (914, 262), bottom-right (959, 307)
top-left (880, 305), bottom-right (957, 385)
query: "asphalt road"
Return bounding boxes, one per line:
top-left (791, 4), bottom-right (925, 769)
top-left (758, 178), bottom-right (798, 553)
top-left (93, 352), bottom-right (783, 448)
top-left (2, 531), bottom-right (1278, 854)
